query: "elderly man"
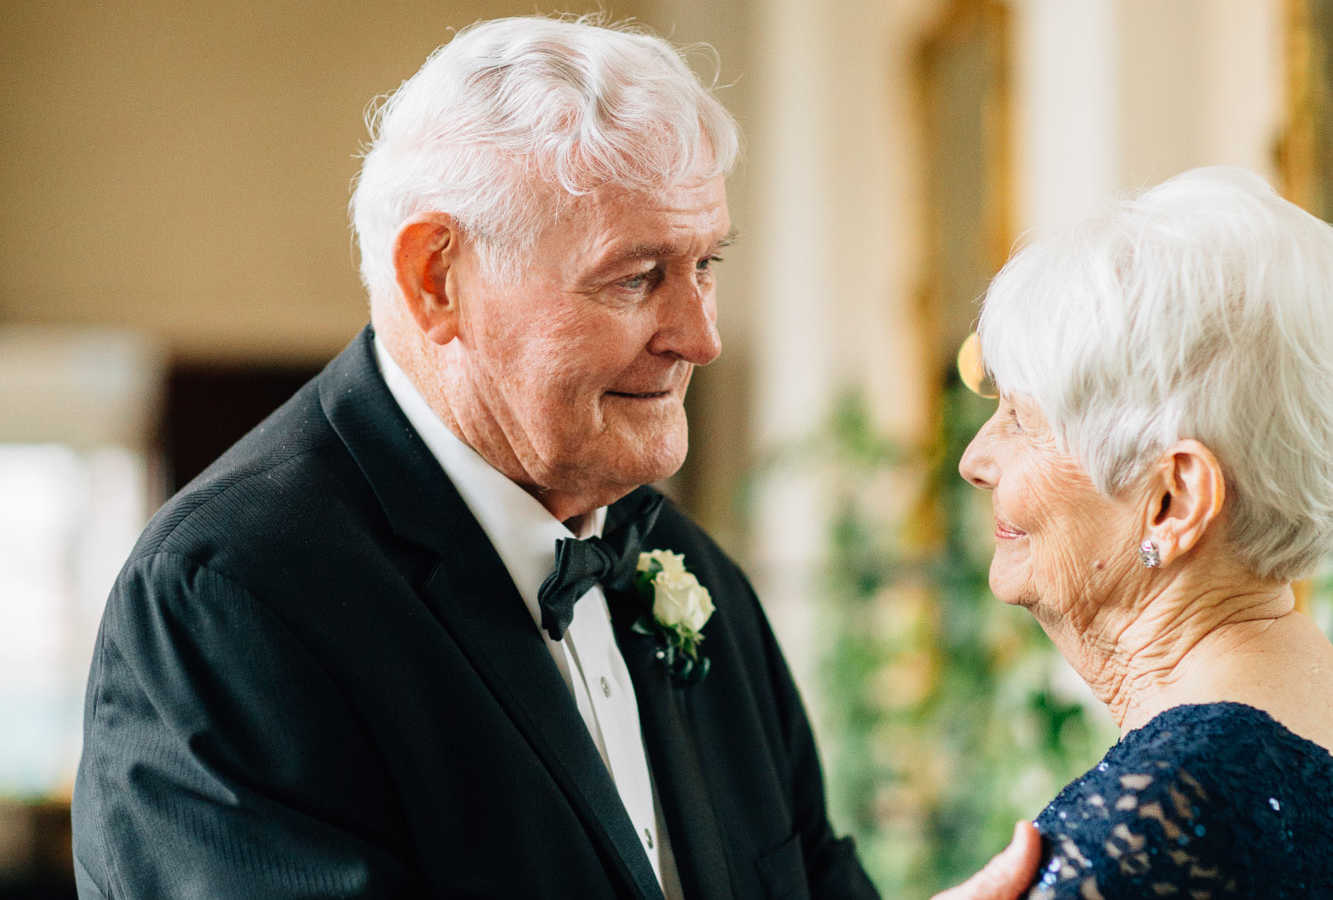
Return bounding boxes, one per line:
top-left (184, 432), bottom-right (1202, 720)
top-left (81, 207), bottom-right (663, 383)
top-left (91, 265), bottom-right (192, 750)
top-left (71, 16), bottom-right (1036, 900)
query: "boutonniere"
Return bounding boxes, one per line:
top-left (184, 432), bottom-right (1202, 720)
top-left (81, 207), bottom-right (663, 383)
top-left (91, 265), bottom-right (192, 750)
top-left (631, 549), bottom-right (714, 684)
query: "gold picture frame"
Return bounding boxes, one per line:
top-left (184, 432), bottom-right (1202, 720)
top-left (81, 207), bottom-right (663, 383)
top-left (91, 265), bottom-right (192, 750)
top-left (1281, 0), bottom-right (1333, 218)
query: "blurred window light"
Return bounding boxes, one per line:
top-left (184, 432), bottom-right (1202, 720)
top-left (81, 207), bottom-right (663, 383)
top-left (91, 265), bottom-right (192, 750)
top-left (0, 328), bottom-right (163, 799)
top-left (0, 445), bottom-right (150, 797)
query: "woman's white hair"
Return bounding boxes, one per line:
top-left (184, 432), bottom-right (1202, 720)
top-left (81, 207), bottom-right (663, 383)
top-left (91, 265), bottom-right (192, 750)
top-left (350, 14), bottom-right (740, 301)
top-left (979, 166), bottom-right (1333, 582)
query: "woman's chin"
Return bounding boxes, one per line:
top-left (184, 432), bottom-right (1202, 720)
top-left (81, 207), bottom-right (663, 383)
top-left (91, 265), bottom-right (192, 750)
top-left (988, 565), bottom-right (1036, 609)
top-left (987, 563), bottom-right (1010, 599)
top-left (997, 593), bottom-right (1037, 610)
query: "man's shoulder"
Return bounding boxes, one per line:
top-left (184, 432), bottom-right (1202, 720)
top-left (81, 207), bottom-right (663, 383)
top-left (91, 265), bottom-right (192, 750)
top-left (135, 380), bottom-right (340, 555)
top-left (104, 370), bottom-right (450, 669)
top-left (120, 367), bottom-right (422, 613)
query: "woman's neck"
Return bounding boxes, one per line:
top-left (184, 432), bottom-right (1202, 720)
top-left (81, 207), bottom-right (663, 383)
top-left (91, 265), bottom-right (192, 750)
top-left (1049, 573), bottom-right (1297, 733)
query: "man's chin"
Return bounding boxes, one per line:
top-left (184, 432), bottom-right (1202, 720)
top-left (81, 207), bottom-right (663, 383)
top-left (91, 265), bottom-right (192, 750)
top-left (607, 443), bottom-right (690, 495)
top-left (536, 423), bottom-right (690, 496)
top-left (618, 447), bottom-right (688, 489)
top-left (604, 420), bottom-right (689, 473)
top-left (534, 448), bottom-right (687, 508)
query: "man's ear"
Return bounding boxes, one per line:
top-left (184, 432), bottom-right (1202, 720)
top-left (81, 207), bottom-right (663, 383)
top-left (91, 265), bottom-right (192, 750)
top-left (393, 212), bottom-right (461, 345)
top-left (1141, 439), bottom-right (1227, 566)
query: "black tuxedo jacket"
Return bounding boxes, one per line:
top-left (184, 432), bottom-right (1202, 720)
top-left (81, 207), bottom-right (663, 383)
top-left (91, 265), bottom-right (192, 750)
top-left (71, 328), bottom-right (878, 899)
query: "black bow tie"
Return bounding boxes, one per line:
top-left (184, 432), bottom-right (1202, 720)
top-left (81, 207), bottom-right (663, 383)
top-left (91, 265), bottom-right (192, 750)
top-left (537, 492), bottom-right (664, 641)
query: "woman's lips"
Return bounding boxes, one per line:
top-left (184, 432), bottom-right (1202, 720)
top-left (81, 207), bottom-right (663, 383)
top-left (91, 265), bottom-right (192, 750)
top-left (995, 520), bottom-right (1026, 539)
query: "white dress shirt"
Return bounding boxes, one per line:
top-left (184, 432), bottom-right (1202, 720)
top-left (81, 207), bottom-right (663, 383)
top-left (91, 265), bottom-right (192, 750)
top-left (372, 337), bottom-right (681, 898)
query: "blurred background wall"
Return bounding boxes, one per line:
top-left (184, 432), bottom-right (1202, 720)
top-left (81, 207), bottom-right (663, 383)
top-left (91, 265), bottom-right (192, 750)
top-left (2, 0), bottom-right (1329, 896)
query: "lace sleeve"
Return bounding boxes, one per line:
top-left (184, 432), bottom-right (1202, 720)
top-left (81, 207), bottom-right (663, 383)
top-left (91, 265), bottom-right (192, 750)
top-left (1024, 703), bottom-right (1333, 899)
top-left (1026, 763), bottom-right (1239, 899)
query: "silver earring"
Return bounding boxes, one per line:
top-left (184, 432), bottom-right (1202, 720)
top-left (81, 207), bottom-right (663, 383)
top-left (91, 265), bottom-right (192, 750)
top-left (1138, 539), bottom-right (1161, 568)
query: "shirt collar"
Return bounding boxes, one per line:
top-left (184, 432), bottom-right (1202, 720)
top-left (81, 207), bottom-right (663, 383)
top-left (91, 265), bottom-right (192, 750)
top-left (372, 335), bottom-right (605, 626)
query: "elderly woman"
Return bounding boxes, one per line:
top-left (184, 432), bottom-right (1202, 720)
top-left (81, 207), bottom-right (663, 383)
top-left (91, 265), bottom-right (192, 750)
top-left (958, 167), bottom-right (1333, 898)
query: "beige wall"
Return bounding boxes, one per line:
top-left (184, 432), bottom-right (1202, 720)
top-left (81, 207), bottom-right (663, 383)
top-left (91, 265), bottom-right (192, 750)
top-left (1115, 0), bottom-right (1283, 189)
top-left (0, 1), bottom-right (660, 364)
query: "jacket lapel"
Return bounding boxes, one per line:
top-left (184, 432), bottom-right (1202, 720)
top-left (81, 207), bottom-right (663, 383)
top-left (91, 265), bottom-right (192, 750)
top-left (607, 492), bottom-right (734, 900)
top-left (425, 552), bottom-right (665, 900)
top-left (318, 328), bottom-right (664, 900)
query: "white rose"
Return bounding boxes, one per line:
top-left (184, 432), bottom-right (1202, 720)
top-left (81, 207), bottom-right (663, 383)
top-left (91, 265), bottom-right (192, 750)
top-left (638, 548), bottom-right (687, 577)
top-left (651, 568), bottom-right (714, 634)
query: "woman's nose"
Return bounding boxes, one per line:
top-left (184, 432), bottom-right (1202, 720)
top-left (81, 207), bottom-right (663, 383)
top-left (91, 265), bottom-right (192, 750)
top-left (959, 425), bottom-right (998, 490)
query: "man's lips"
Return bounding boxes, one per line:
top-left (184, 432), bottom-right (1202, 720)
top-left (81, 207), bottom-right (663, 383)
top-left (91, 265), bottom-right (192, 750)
top-left (606, 387), bottom-right (675, 399)
top-left (995, 520), bottom-right (1027, 539)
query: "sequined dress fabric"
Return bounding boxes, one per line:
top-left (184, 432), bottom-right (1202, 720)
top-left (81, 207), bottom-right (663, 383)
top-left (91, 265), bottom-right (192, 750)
top-left (1028, 702), bottom-right (1333, 899)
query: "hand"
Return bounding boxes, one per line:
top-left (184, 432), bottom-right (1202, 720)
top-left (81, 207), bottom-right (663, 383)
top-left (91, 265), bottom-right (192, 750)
top-left (930, 820), bottom-right (1042, 900)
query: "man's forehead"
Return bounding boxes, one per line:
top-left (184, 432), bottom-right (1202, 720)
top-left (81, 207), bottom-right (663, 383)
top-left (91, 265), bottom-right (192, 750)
top-left (573, 178), bottom-right (731, 250)
top-left (587, 173), bottom-right (726, 213)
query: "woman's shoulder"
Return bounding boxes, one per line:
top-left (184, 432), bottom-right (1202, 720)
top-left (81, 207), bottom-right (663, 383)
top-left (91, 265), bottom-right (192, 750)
top-left (1027, 702), bottom-right (1333, 899)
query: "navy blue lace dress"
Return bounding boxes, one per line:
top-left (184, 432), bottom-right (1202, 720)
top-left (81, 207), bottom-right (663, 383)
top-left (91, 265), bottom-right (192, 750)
top-left (1027, 702), bottom-right (1333, 899)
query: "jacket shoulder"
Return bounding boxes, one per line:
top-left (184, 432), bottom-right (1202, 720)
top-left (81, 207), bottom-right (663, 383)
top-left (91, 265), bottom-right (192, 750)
top-left (125, 373), bottom-right (405, 602)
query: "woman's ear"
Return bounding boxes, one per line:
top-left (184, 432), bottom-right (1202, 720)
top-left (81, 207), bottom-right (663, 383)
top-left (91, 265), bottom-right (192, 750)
top-left (1141, 439), bottom-right (1226, 566)
top-left (393, 212), bottom-right (461, 345)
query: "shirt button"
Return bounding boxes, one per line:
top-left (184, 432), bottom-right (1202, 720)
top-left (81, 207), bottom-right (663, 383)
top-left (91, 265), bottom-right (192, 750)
top-left (643, 828), bottom-right (654, 849)
top-left (600, 676), bottom-right (611, 698)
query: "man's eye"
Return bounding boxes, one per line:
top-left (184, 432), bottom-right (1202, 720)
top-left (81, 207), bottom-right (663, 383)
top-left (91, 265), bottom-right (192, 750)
top-left (618, 269), bottom-right (658, 292)
top-left (696, 254), bottom-right (723, 272)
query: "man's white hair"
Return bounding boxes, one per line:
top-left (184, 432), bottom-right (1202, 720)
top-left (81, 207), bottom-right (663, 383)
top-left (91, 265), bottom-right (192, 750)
top-left (350, 14), bottom-right (740, 301)
top-left (979, 166), bottom-right (1333, 582)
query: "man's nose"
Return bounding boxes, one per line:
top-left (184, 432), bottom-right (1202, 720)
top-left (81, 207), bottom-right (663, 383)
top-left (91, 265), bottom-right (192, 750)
top-left (649, 279), bottom-right (722, 365)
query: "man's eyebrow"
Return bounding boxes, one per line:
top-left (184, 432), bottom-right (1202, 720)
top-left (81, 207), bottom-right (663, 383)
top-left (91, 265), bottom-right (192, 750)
top-left (618, 242), bottom-right (677, 261)
top-left (618, 230), bottom-right (746, 262)
top-left (596, 228), bottom-right (740, 269)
